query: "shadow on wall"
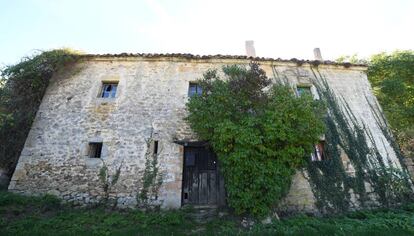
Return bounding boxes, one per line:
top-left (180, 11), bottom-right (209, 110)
top-left (0, 168), bottom-right (9, 190)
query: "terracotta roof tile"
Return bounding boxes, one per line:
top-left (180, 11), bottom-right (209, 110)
top-left (80, 53), bottom-right (366, 68)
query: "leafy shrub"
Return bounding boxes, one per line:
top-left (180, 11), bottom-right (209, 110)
top-left (186, 63), bottom-right (325, 216)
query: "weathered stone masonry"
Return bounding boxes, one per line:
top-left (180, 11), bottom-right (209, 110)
top-left (8, 54), bottom-right (399, 212)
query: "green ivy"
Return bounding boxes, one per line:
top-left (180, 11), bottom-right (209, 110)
top-left (306, 68), bottom-right (413, 214)
top-left (137, 131), bottom-right (163, 208)
top-left (98, 162), bottom-right (122, 206)
top-left (0, 49), bottom-right (79, 175)
top-left (186, 63), bottom-right (325, 217)
top-left (337, 51), bottom-right (414, 159)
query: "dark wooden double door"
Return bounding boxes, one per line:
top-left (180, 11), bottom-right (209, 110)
top-left (182, 146), bottom-right (225, 206)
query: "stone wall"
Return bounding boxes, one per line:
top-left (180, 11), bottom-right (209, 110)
top-left (8, 56), bottom-right (398, 212)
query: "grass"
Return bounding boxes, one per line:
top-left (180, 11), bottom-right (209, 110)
top-left (1, 191), bottom-right (414, 235)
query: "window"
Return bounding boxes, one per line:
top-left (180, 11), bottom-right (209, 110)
top-left (188, 83), bottom-right (202, 97)
top-left (153, 140), bottom-right (159, 154)
top-left (101, 82), bottom-right (118, 98)
top-left (311, 141), bottom-right (325, 161)
top-left (296, 86), bottom-right (312, 97)
top-left (88, 142), bottom-right (103, 158)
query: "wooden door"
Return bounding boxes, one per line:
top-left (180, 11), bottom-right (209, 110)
top-left (182, 146), bottom-right (225, 206)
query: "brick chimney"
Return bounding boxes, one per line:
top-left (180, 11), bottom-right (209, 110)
top-left (245, 40), bottom-right (256, 57)
top-left (313, 48), bottom-right (323, 61)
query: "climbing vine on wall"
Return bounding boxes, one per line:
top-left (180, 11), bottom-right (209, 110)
top-left (0, 49), bottom-right (80, 175)
top-left (305, 67), bottom-right (413, 214)
top-left (98, 161), bottom-right (123, 206)
top-left (137, 128), bottom-right (163, 208)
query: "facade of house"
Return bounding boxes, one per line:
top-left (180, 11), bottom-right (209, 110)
top-left (8, 54), bottom-right (401, 213)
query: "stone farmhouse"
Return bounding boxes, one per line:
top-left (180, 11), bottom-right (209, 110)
top-left (8, 49), bottom-right (404, 213)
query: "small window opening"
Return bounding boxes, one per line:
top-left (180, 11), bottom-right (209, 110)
top-left (311, 141), bottom-right (325, 161)
top-left (101, 82), bottom-right (118, 98)
top-left (188, 83), bottom-right (202, 97)
top-left (89, 142), bottom-right (103, 158)
top-left (296, 86), bottom-right (312, 97)
top-left (153, 140), bottom-right (159, 154)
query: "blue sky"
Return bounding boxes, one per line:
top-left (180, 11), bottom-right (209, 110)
top-left (0, 0), bottom-right (413, 66)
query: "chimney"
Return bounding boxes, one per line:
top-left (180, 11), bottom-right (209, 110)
top-left (245, 40), bottom-right (256, 57)
top-left (313, 48), bottom-right (323, 61)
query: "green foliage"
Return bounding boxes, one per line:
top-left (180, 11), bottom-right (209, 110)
top-left (336, 54), bottom-right (368, 64)
top-left (99, 166), bottom-right (108, 186)
top-left (306, 68), bottom-right (413, 214)
top-left (186, 63), bottom-right (325, 216)
top-left (338, 51), bottom-right (414, 159)
top-left (368, 50), bottom-right (414, 130)
top-left (0, 191), bottom-right (191, 236)
top-left (367, 50), bottom-right (414, 158)
top-left (98, 162), bottom-right (123, 206)
top-left (137, 135), bottom-right (163, 208)
top-left (249, 209), bottom-right (414, 236)
top-left (0, 49), bottom-right (80, 173)
top-left (2, 191), bottom-right (414, 235)
top-left (0, 191), bottom-right (61, 211)
top-left (370, 165), bottom-right (412, 203)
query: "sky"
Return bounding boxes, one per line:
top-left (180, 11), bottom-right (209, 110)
top-left (0, 0), bottom-right (413, 66)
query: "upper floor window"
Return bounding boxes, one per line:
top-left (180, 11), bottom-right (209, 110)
top-left (311, 141), bottom-right (325, 161)
top-left (188, 83), bottom-right (202, 97)
top-left (101, 82), bottom-right (118, 98)
top-left (296, 86), bottom-right (312, 97)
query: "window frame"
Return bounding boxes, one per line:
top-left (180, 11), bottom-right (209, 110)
top-left (88, 142), bottom-right (103, 158)
top-left (153, 140), bottom-right (159, 155)
top-left (311, 141), bottom-right (325, 161)
top-left (296, 85), bottom-right (312, 97)
top-left (188, 83), bottom-right (203, 97)
top-left (100, 81), bottom-right (119, 98)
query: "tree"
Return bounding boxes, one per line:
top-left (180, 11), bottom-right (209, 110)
top-left (336, 54), bottom-right (367, 64)
top-left (186, 63), bottom-right (325, 216)
top-left (367, 50), bottom-right (414, 158)
top-left (0, 50), bottom-right (79, 177)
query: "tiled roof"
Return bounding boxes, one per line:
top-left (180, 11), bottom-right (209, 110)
top-left (81, 53), bottom-right (367, 68)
